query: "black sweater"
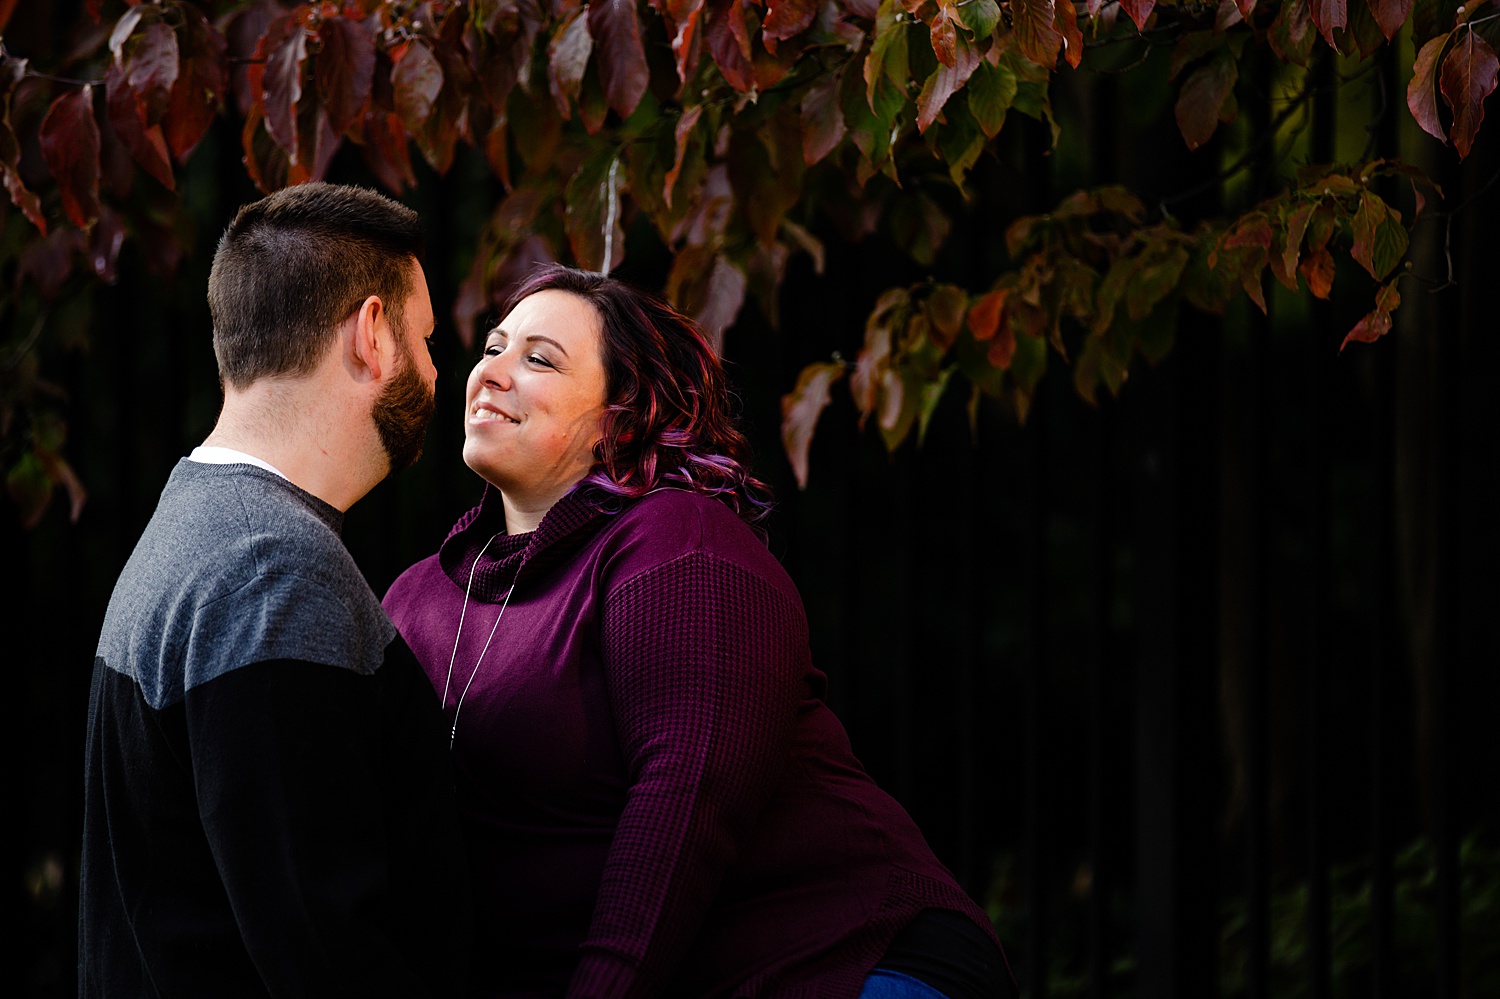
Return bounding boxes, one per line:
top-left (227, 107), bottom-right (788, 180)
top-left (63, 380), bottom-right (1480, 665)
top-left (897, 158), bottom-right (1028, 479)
top-left (80, 460), bottom-right (470, 997)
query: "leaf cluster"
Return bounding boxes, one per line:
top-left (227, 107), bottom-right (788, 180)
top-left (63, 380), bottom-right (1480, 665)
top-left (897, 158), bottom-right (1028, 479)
top-left (0, 0), bottom-right (1496, 521)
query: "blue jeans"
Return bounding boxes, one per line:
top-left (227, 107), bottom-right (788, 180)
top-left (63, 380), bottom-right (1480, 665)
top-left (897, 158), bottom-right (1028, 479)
top-left (858, 969), bottom-right (954, 999)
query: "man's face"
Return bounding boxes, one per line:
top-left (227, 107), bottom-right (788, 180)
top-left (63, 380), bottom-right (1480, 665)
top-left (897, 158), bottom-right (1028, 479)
top-left (372, 262), bottom-right (438, 473)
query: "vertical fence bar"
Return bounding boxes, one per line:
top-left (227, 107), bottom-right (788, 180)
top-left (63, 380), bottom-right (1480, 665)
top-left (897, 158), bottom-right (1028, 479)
top-left (1023, 384), bottom-right (1050, 999)
top-left (1246, 288), bottom-right (1272, 999)
top-left (1087, 406), bottom-right (1113, 999)
top-left (1369, 339), bottom-right (1395, 999)
top-left (1305, 46), bottom-right (1335, 999)
top-left (1430, 168), bottom-right (1461, 999)
top-left (1370, 46), bottom-right (1401, 999)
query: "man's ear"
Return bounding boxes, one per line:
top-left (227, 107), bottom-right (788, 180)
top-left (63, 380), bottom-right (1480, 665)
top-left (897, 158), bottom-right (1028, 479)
top-left (347, 294), bottom-right (390, 383)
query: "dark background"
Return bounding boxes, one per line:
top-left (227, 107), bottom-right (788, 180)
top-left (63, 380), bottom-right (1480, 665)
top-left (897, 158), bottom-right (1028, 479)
top-left (8, 13), bottom-right (1500, 999)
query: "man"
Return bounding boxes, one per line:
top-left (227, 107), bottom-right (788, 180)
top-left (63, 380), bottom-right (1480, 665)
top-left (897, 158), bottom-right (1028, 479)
top-left (80, 183), bottom-right (469, 997)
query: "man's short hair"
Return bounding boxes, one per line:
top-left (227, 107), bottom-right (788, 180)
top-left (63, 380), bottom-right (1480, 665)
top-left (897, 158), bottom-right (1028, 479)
top-left (208, 183), bottom-right (424, 388)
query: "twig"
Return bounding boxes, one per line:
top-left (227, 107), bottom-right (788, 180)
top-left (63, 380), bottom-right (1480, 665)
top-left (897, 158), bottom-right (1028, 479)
top-left (1423, 166), bottom-right (1500, 293)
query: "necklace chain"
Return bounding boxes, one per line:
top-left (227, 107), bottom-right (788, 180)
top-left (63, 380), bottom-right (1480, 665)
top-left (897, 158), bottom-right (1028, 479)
top-left (442, 533), bottom-right (515, 749)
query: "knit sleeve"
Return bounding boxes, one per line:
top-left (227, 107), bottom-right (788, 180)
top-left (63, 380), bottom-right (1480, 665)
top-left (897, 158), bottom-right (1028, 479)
top-left (567, 550), bottom-right (808, 998)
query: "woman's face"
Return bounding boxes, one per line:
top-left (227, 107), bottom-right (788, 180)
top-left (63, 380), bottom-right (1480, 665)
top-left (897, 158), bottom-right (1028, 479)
top-left (462, 289), bottom-right (609, 506)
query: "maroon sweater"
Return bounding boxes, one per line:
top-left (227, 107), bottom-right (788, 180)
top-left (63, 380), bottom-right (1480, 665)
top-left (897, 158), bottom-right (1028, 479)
top-left (383, 486), bottom-right (1005, 999)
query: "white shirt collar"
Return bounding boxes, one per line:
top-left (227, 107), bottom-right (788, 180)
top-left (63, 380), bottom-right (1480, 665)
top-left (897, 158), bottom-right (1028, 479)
top-left (186, 446), bottom-right (289, 480)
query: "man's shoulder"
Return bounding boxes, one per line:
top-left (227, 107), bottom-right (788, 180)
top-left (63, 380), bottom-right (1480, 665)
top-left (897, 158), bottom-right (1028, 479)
top-left (98, 462), bottom-right (393, 709)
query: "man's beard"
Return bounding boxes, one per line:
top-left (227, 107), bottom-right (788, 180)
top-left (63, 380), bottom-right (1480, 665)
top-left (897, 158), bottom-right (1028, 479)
top-left (373, 345), bottom-right (436, 474)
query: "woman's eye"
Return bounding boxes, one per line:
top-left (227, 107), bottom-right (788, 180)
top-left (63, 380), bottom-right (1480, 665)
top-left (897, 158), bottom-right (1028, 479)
top-left (527, 354), bottom-right (554, 368)
top-left (482, 344), bottom-right (502, 357)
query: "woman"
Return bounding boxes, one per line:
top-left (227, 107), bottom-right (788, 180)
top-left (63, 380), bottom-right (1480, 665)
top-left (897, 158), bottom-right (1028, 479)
top-left (384, 264), bottom-right (1016, 999)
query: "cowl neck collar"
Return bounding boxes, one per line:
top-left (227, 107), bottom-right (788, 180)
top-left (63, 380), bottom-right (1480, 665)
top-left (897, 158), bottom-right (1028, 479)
top-left (438, 483), bottom-right (610, 603)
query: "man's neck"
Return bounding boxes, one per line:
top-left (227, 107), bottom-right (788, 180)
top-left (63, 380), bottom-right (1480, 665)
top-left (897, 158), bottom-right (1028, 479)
top-left (204, 379), bottom-right (385, 512)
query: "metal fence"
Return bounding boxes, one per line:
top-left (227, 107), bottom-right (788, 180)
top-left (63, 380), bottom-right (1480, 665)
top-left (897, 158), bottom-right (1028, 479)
top-left (12, 50), bottom-right (1499, 999)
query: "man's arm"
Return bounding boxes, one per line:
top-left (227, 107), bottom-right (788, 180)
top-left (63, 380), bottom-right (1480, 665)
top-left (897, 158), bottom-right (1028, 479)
top-left (185, 655), bottom-right (467, 998)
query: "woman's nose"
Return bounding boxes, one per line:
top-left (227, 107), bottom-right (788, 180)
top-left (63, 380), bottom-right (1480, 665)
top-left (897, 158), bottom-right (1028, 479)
top-left (477, 351), bottom-right (514, 390)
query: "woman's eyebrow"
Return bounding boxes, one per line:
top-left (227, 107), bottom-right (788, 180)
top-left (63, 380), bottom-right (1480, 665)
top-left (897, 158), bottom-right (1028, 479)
top-left (523, 334), bottom-right (569, 357)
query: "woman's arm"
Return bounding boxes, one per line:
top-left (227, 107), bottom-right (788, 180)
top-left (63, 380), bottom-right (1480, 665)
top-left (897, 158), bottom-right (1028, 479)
top-left (567, 549), bottom-right (809, 998)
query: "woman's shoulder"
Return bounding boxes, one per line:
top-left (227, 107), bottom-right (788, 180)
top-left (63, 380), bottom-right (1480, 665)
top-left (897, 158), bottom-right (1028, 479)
top-left (613, 487), bottom-right (759, 545)
top-left (599, 489), bottom-right (786, 587)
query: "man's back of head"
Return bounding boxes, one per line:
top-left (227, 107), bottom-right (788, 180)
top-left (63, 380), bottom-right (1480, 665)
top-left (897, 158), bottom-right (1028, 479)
top-left (208, 182), bottom-right (424, 389)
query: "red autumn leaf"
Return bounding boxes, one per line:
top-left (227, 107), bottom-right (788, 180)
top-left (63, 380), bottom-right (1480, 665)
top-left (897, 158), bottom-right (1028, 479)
top-left (121, 16), bottom-right (179, 127)
top-left (40, 86), bottom-right (102, 229)
top-left (588, 0), bottom-right (650, 118)
top-left (780, 361), bottom-right (844, 489)
top-left (361, 110), bottom-right (417, 193)
top-left (105, 59), bottom-right (174, 189)
top-left (1350, 190), bottom-right (1407, 280)
top-left (1235, 0), bottom-right (1257, 21)
top-left (705, 0), bottom-right (756, 92)
top-left (1341, 279), bottom-right (1400, 350)
top-left (763, 0), bottom-right (818, 50)
top-left (262, 22), bottom-right (309, 162)
top-left (1012, 0), bottom-right (1063, 69)
top-left (1408, 32), bottom-right (1450, 144)
top-left (1369, 0), bottom-right (1412, 40)
top-left (850, 289), bottom-right (905, 419)
top-left (240, 105), bottom-right (283, 193)
top-left (1299, 244), bottom-right (1335, 298)
top-left (1280, 200), bottom-right (1314, 277)
top-left (1308, 0), bottom-right (1345, 49)
top-left (1440, 28), bottom-right (1499, 159)
top-left (223, 1), bottom-right (279, 117)
top-left (1, 55), bottom-right (45, 233)
top-left (1, 129), bottom-right (45, 233)
top-left (1055, 0), bottom-right (1083, 69)
top-left (968, 289), bottom-right (1008, 341)
top-left (987, 320), bottom-right (1017, 369)
top-left (1175, 56), bottom-right (1237, 150)
top-left (693, 256), bottom-right (748, 354)
top-left (927, 283), bottom-right (968, 349)
top-left (548, 8), bottom-right (593, 117)
top-left (392, 39), bottom-right (444, 139)
top-left (917, 30), bottom-right (981, 132)
top-left (667, 0), bottom-right (706, 83)
top-left (1239, 254), bottom-right (1268, 313)
top-left (484, 114), bottom-right (512, 190)
top-left (295, 104), bottom-right (341, 183)
top-left (931, 15), bottom-right (958, 68)
top-left (1119, 0), bottom-right (1156, 31)
top-left (1225, 213), bottom-right (1273, 250)
top-left (316, 15), bottom-right (375, 136)
top-left (453, 248), bottom-right (492, 351)
top-left (164, 3), bottom-right (227, 162)
top-left (664, 105), bottom-right (703, 207)
top-left (801, 67), bottom-right (846, 165)
top-left (1269, 0), bottom-right (1316, 66)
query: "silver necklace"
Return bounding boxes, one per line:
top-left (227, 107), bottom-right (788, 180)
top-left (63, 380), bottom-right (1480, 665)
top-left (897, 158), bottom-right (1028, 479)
top-left (442, 533), bottom-right (516, 749)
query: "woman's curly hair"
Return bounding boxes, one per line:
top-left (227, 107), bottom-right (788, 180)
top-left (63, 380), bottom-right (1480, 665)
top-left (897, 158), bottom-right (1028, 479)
top-left (499, 264), bottom-right (774, 526)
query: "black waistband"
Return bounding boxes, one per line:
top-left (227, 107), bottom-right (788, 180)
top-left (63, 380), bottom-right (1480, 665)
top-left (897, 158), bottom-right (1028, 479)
top-left (874, 908), bottom-right (1017, 999)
